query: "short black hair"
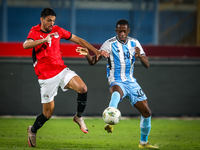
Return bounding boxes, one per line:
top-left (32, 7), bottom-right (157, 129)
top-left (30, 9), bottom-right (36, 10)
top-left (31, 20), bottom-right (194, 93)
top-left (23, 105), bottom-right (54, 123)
top-left (116, 19), bottom-right (129, 28)
top-left (41, 7), bottom-right (56, 18)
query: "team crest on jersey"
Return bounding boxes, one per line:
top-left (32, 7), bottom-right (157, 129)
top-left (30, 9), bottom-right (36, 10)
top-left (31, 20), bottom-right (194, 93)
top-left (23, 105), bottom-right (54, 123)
top-left (54, 32), bottom-right (59, 38)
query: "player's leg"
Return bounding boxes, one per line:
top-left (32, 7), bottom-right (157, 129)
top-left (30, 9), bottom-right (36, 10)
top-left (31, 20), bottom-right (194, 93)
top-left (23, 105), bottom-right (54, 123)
top-left (42, 100), bottom-right (55, 119)
top-left (128, 81), bottom-right (158, 148)
top-left (109, 85), bottom-right (123, 108)
top-left (134, 100), bottom-right (152, 142)
top-left (32, 101), bottom-right (54, 132)
top-left (104, 84), bottom-right (124, 133)
top-left (134, 100), bottom-right (158, 149)
top-left (65, 75), bottom-right (87, 117)
top-left (27, 75), bottom-right (59, 147)
top-left (64, 75), bottom-right (88, 133)
top-left (129, 82), bottom-right (151, 142)
top-left (27, 101), bottom-right (54, 147)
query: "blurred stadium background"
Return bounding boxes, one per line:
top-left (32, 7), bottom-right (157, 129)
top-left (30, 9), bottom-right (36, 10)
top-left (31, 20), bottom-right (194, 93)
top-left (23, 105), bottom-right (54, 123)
top-left (1, 0), bottom-right (200, 45)
top-left (0, 0), bottom-right (200, 117)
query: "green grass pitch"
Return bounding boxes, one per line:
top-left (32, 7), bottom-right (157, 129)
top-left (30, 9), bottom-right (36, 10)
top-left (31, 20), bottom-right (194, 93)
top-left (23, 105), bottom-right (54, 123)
top-left (0, 117), bottom-right (200, 150)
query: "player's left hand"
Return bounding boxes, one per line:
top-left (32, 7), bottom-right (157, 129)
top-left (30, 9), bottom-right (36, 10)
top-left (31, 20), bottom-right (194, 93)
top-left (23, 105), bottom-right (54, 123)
top-left (45, 33), bottom-right (56, 43)
top-left (76, 47), bottom-right (89, 56)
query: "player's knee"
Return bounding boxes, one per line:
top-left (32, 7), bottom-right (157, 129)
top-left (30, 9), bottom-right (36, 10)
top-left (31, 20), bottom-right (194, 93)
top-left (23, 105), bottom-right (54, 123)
top-left (43, 113), bottom-right (52, 119)
top-left (142, 109), bottom-right (152, 118)
top-left (79, 84), bottom-right (87, 94)
top-left (43, 110), bottom-right (54, 119)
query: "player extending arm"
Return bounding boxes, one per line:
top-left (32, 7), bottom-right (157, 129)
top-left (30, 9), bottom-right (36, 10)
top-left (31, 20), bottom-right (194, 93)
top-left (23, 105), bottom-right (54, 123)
top-left (24, 34), bottom-right (104, 60)
top-left (76, 47), bottom-right (102, 65)
top-left (76, 46), bottom-right (149, 68)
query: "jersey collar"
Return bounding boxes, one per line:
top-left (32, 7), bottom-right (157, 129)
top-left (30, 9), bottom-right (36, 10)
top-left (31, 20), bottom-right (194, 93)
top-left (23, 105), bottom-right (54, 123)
top-left (37, 23), bottom-right (51, 34)
top-left (116, 36), bottom-right (129, 45)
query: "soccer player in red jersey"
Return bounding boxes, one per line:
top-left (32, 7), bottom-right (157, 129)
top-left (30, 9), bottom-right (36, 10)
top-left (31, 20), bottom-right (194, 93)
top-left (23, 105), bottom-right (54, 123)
top-left (23, 7), bottom-right (108, 147)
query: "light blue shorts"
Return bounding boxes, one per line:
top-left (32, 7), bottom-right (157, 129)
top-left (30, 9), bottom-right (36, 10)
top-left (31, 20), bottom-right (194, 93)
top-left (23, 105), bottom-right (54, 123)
top-left (110, 81), bottom-right (147, 105)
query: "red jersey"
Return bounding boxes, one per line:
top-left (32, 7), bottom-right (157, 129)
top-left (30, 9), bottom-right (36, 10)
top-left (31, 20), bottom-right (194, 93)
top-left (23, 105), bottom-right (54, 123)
top-left (26, 24), bottom-right (72, 79)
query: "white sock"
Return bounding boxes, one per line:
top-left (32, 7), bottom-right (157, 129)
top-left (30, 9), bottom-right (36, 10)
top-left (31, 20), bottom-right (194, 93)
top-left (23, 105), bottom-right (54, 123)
top-left (140, 140), bottom-right (148, 145)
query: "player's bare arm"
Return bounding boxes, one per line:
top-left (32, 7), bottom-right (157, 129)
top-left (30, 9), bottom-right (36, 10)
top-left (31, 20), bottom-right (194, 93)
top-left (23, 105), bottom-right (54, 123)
top-left (23, 33), bottom-right (55, 49)
top-left (70, 34), bottom-right (109, 60)
top-left (76, 47), bottom-right (99, 65)
top-left (135, 47), bottom-right (149, 68)
top-left (70, 34), bottom-right (100, 59)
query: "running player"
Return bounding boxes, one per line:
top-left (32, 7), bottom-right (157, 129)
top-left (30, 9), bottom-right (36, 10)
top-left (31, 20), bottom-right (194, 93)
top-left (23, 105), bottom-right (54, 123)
top-left (23, 7), bottom-right (107, 147)
top-left (76, 19), bottom-right (158, 149)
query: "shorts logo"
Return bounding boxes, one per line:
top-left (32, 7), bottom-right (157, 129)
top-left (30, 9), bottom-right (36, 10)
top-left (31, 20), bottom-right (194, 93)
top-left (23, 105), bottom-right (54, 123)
top-left (43, 94), bottom-right (49, 100)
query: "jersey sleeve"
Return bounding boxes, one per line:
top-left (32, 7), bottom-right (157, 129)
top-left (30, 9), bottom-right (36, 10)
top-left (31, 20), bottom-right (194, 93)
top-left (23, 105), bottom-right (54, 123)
top-left (59, 27), bottom-right (72, 40)
top-left (100, 40), bottom-right (111, 53)
top-left (135, 39), bottom-right (145, 55)
top-left (27, 29), bottom-right (36, 40)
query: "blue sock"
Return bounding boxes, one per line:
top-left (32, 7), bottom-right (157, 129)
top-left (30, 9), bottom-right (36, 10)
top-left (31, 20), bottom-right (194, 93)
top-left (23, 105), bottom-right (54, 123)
top-left (140, 116), bottom-right (151, 142)
top-left (109, 91), bottom-right (120, 108)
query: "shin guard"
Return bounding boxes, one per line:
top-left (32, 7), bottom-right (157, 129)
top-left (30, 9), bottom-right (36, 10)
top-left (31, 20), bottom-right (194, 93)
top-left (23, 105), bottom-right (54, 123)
top-left (31, 113), bottom-right (49, 133)
top-left (77, 92), bottom-right (87, 117)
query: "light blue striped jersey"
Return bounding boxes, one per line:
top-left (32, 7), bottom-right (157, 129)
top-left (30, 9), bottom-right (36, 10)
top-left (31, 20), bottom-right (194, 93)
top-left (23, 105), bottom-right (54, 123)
top-left (100, 36), bottom-right (145, 85)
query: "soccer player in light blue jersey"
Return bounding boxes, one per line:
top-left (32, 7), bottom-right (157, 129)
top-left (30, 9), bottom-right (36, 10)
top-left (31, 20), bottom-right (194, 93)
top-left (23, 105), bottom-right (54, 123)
top-left (76, 19), bottom-right (158, 149)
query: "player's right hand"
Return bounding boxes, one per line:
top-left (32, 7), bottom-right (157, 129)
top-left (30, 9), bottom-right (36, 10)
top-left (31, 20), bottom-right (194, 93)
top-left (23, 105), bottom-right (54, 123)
top-left (100, 50), bottom-right (109, 58)
top-left (45, 33), bottom-right (56, 42)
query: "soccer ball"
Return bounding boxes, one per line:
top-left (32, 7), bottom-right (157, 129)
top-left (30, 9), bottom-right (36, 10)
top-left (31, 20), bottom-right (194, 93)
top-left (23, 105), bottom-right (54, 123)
top-left (102, 107), bottom-right (121, 125)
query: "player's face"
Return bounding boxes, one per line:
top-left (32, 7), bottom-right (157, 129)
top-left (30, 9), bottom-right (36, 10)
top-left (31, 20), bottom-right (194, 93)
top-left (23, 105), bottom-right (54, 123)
top-left (115, 24), bottom-right (130, 43)
top-left (40, 15), bottom-right (56, 32)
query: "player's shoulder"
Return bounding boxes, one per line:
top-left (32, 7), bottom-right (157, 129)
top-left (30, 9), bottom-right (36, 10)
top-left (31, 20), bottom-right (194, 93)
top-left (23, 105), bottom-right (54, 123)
top-left (53, 25), bottom-right (60, 29)
top-left (103, 36), bottom-right (117, 44)
top-left (53, 25), bottom-right (69, 33)
top-left (52, 25), bottom-right (62, 31)
top-left (108, 36), bottom-right (117, 42)
top-left (128, 36), bottom-right (138, 42)
top-left (30, 24), bottom-right (40, 32)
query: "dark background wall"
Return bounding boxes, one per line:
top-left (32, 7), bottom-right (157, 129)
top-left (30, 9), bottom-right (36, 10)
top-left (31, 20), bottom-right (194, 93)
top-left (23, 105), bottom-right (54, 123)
top-left (1, 58), bottom-right (200, 117)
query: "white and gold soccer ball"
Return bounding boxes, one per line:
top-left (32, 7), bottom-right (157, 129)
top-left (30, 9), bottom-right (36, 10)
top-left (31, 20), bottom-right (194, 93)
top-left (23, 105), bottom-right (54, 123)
top-left (102, 107), bottom-right (121, 125)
